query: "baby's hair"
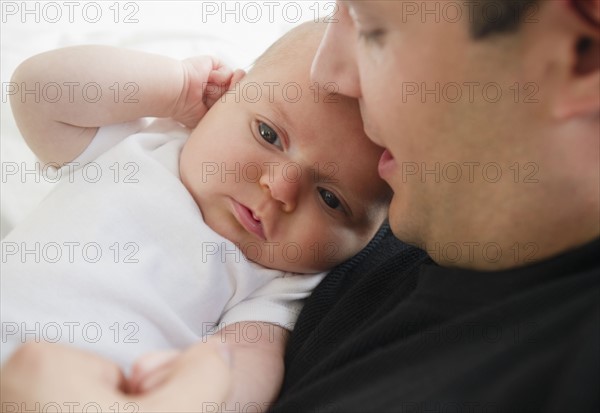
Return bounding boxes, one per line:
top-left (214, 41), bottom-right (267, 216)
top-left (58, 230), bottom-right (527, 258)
top-left (248, 19), bottom-right (328, 74)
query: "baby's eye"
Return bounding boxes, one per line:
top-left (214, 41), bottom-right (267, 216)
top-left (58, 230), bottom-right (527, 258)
top-left (358, 29), bottom-right (386, 46)
top-left (258, 122), bottom-right (282, 148)
top-left (318, 188), bottom-right (342, 211)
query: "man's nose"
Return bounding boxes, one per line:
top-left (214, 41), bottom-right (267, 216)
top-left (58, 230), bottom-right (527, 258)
top-left (259, 166), bottom-right (301, 213)
top-left (311, 4), bottom-right (362, 98)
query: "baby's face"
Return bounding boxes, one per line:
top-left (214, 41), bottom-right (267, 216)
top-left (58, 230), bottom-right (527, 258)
top-left (180, 61), bottom-right (389, 273)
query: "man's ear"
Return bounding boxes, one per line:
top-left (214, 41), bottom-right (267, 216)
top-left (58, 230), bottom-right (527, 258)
top-left (554, 0), bottom-right (600, 119)
top-left (573, 0), bottom-right (600, 27)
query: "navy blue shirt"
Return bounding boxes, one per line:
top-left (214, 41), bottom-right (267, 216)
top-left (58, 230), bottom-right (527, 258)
top-left (274, 225), bottom-right (599, 412)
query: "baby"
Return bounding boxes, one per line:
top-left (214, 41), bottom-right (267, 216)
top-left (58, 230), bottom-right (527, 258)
top-left (2, 21), bottom-right (389, 401)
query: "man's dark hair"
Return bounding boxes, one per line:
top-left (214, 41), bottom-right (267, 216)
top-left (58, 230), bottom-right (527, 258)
top-left (470, 0), bottom-right (540, 39)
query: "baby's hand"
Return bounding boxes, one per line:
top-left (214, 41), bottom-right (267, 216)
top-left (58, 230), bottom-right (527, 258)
top-left (172, 56), bottom-right (234, 128)
top-left (128, 350), bottom-right (180, 394)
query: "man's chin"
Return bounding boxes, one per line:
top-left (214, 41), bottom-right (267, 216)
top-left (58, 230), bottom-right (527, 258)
top-left (387, 199), bottom-right (419, 247)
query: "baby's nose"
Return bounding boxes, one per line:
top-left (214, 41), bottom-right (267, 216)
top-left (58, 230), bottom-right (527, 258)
top-left (259, 165), bottom-right (301, 213)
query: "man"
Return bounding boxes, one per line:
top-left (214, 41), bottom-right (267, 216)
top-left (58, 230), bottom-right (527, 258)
top-left (273, 1), bottom-right (599, 411)
top-left (1, 1), bottom-right (598, 412)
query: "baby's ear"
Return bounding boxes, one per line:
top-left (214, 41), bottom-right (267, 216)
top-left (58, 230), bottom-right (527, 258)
top-left (228, 69), bottom-right (247, 90)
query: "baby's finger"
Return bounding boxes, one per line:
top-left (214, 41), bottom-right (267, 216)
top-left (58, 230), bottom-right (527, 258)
top-left (135, 343), bottom-right (232, 413)
top-left (208, 66), bottom-right (234, 88)
top-left (205, 68), bottom-right (246, 108)
top-left (128, 350), bottom-right (179, 394)
top-left (210, 57), bottom-right (231, 72)
top-left (131, 361), bottom-right (172, 394)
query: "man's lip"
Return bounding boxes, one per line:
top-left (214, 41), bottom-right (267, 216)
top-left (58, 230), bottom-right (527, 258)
top-left (378, 149), bottom-right (397, 180)
top-left (231, 199), bottom-right (266, 240)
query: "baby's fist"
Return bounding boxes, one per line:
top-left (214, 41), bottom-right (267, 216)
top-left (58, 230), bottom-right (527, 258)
top-left (173, 56), bottom-right (234, 128)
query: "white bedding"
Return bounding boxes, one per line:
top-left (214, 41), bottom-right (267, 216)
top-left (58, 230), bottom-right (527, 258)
top-left (1, 0), bottom-right (328, 238)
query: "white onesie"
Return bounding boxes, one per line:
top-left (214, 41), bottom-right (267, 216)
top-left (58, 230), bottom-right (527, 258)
top-left (0, 118), bottom-right (326, 369)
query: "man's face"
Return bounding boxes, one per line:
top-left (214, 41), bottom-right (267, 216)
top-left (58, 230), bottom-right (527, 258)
top-left (312, 0), bottom-right (546, 251)
top-left (180, 54), bottom-right (389, 274)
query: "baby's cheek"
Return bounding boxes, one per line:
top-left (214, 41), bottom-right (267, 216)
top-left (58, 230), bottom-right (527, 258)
top-left (300, 231), bottom-right (350, 271)
top-left (326, 227), bottom-right (374, 266)
top-left (179, 144), bottom-right (197, 185)
top-left (317, 240), bottom-right (347, 269)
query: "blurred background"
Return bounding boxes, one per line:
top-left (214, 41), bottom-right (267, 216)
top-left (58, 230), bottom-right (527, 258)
top-left (1, 0), bottom-right (334, 238)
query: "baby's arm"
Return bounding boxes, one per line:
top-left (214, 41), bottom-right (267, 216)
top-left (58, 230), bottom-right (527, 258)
top-left (10, 46), bottom-right (232, 164)
top-left (130, 322), bottom-right (288, 411)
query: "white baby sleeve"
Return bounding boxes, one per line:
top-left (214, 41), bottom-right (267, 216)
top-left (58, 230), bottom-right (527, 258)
top-left (218, 272), bottom-right (327, 332)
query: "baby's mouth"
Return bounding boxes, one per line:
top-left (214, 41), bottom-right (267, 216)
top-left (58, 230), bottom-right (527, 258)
top-left (231, 199), bottom-right (266, 240)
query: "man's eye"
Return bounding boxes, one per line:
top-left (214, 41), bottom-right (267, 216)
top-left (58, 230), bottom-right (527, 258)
top-left (258, 122), bottom-right (282, 148)
top-left (318, 188), bottom-right (342, 210)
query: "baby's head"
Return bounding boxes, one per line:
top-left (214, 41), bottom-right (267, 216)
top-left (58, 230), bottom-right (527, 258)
top-left (180, 21), bottom-right (391, 273)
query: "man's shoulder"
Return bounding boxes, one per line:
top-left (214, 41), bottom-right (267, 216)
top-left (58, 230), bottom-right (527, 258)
top-left (277, 237), bottom-right (599, 412)
top-left (290, 223), bottom-right (430, 333)
top-left (283, 224), bottom-right (431, 387)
